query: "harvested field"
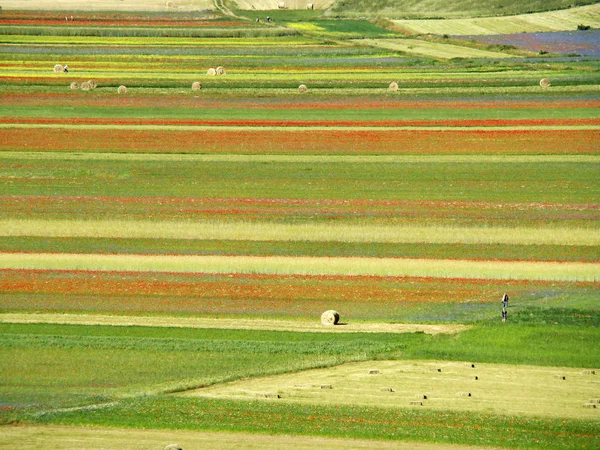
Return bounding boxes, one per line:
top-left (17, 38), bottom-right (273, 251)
top-left (0, 425), bottom-right (476, 450)
top-left (0, 313), bottom-right (468, 335)
top-left (187, 359), bottom-right (600, 420)
top-left (392, 4), bottom-right (600, 36)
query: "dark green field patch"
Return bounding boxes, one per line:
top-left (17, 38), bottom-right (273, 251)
top-left (1, 237), bottom-right (598, 262)
top-left (2, 159), bottom-right (599, 205)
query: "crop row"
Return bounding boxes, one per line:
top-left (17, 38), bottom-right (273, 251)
top-left (1, 269), bottom-right (598, 319)
top-left (2, 92), bottom-right (599, 110)
top-left (1, 127), bottom-right (597, 155)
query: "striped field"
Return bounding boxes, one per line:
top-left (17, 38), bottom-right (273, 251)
top-left (1, 253), bottom-right (598, 281)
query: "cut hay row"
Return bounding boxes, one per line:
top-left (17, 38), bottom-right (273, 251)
top-left (0, 252), bottom-right (597, 281)
top-left (2, 219), bottom-right (599, 247)
top-left (0, 313), bottom-right (468, 335)
top-left (1, 151), bottom-right (597, 164)
top-left (392, 4), bottom-right (600, 36)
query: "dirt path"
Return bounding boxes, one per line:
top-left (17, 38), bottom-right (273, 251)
top-left (213, 0), bottom-right (237, 17)
top-left (0, 313), bottom-right (468, 334)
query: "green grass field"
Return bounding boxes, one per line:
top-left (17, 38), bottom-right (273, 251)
top-left (0, 2), bottom-right (599, 448)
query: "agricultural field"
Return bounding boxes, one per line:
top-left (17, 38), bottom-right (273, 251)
top-left (392, 4), bottom-right (600, 35)
top-left (0, 1), bottom-right (599, 449)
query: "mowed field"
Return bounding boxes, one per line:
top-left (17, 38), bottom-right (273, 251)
top-left (0, 4), bottom-right (599, 450)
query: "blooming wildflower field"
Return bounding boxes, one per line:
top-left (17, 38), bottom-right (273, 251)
top-left (0, 5), bottom-right (599, 449)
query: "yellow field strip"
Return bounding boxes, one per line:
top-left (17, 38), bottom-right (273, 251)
top-left (2, 123), bottom-right (598, 132)
top-left (0, 313), bottom-right (468, 335)
top-left (0, 425), bottom-right (481, 450)
top-left (0, 253), bottom-right (598, 281)
top-left (1, 151), bottom-right (598, 164)
top-left (356, 38), bottom-right (518, 59)
top-left (2, 219), bottom-right (599, 247)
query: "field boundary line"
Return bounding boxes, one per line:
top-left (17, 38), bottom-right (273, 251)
top-left (0, 253), bottom-right (598, 281)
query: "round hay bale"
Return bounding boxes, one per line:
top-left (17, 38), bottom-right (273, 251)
top-left (166, 1), bottom-right (173, 7)
top-left (191, 81), bottom-right (202, 91)
top-left (320, 310), bottom-right (339, 326)
top-left (388, 81), bottom-right (398, 91)
top-left (54, 64), bottom-right (64, 73)
top-left (216, 66), bottom-right (226, 75)
top-left (69, 81), bottom-right (80, 90)
top-left (164, 445), bottom-right (182, 450)
top-left (298, 84), bottom-right (308, 93)
top-left (87, 80), bottom-right (97, 89)
top-left (117, 85), bottom-right (127, 94)
top-left (80, 81), bottom-right (91, 91)
top-left (539, 78), bottom-right (551, 88)
top-left (207, 68), bottom-right (217, 76)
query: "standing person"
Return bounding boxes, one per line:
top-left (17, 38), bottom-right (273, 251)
top-left (63, 64), bottom-right (69, 73)
top-left (502, 293), bottom-right (509, 309)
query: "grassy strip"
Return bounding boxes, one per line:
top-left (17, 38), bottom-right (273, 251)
top-left (1, 156), bottom-right (598, 204)
top-left (17, 395), bottom-right (600, 449)
top-left (404, 323), bottom-right (600, 367)
top-left (3, 103), bottom-right (600, 121)
top-left (0, 253), bottom-right (598, 281)
top-left (0, 323), bottom-right (413, 408)
top-left (1, 219), bottom-right (599, 246)
top-left (1, 237), bottom-right (597, 262)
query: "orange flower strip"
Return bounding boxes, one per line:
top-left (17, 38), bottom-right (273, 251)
top-left (1, 128), bottom-right (597, 154)
top-left (2, 116), bottom-right (598, 128)
top-left (1, 270), bottom-right (596, 317)
top-left (2, 92), bottom-right (599, 111)
top-left (2, 196), bottom-right (597, 223)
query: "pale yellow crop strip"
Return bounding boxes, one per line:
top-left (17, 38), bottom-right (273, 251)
top-left (2, 219), bottom-right (599, 246)
top-left (0, 253), bottom-right (598, 281)
top-left (1, 152), bottom-right (599, 164)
